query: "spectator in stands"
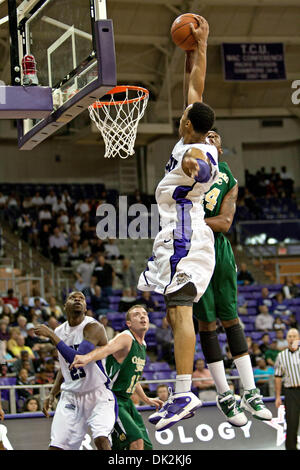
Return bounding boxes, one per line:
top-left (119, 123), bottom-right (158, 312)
top-left (255, 305), bottom-right (274, 331)
top-left (258, 287), bottom-right (274, 309)
top-left (98, 315), bottom-right (115, 341)
top-left (44, 296), bottom-right (64, 322)
top-left (16, 368), bottom-right (34, 401)
top-left (91, 238), bottom-right (105, 256)
top-left (254, 358), bottom-right (274, 397)
top-left (29, 289), bottom-right (48, 308)
top-left (118, 289), bottom-right (137, 313)
top-left (104, 238), bottom-right (121, 260)
top-left (273, 317), bottom-right (286, 331)
top-left (39, 223), bottom-right (51, 258)
top-left (0, 192), bottom-right (8, 208)
top-left (17, 296), bottom-right (31, 320)
top-left (16, 315), bottom-right (28, 338)
top-left (251, 343), bottom-right (263, 367)
top-left (45, 189), bottom-right (57, 208)
top-left (285, 313), bottom-right (298, 330)
top-left (273, 292), bottom-right (292, 316)
top-left (259, 333), bottom-right (271, 355)
top-left (237, 263), bottom-right (254, 286)
top-left (17, 213), bottom-right (32, 242)
top-left (50, 347), bottom-right (60, 373)
top-left (136, 291), bottom-right (159, 313)
top-left (75, 254), bottom-right (96, 290)
top-left (36, 359), bottom-right (56, 385)
top-left (49, 226), bottom-right (68, 265)
top-left (117, 258), bottom-right (137, 296)
top-left (92, 254), bottom-right (115, 296)
top-left (192, 359), bottom-right (215, 399)
top-left (10, 335), bottom-right (35, 360)
top-left (33, 298), bottom-right (49, 323)
top-left (68, 241), bottom-right (81, 264)
top-left (12, 350), bottom-right (35, 376)
top-left (7, 327), bottom-right (21, 356)
top-left (237, 289), bottom-right (248, 315)
top-left (3, 289), bottom-right (19, 311)
top-left (33, 349), bottom-right (48, 374)
top-left (156, 384), bottom-right (169, 402)
top-left (25, 323), bottom-right (51, 352)
top-left (31, 191), bottom-right (44, 207)
top-left (23, 397), bottom-right (40, 413)
top-left (38, 205), bottom-right (52, 223)
top-left (0, 320), bottom-right (10, 342)
top-left (264, 339), bottom-right (279, 367)
top-left (275, 330), bottom-right (288, 351)
top-left (282, 277), bottom-right (300, 299)
top-left (79, 239), bottom-right (92, 259)
top-left (52, 196), bottom-right (67, 214)
top-left (91, 286), bottom-right (110, 317)
top-left (155, 317), bottom-right (174, 364)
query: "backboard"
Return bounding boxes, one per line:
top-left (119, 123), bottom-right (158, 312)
top-left (14, 0), bottom-right (116, 149)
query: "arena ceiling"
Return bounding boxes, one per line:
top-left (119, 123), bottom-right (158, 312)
top-left (0, 0), bottom-right (299, 145)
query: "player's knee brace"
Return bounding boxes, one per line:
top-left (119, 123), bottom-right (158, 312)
top-left (225, 323), bottom-right (248, 357)
top-left (199, 330), bottom-right (223, 364)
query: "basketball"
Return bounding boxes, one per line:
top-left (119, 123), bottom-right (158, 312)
top-left (171, 13), bottom-right (199, 51)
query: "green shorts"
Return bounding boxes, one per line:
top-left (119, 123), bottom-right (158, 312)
top-left (112, 396), bottom-right (152, 450)
top-left (193, 233), bottom-right (238, 323)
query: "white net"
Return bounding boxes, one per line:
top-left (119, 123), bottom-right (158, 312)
top-left (88, 86), bottom-right (149, 159)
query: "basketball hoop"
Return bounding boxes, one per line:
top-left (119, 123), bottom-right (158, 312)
top-left (88, 85), bottom-right (149, 159)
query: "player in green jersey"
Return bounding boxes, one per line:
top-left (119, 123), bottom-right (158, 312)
top-left (193, 131), bottom-right (272, 424)
top-left (70, 305), bottom-right (163, 450)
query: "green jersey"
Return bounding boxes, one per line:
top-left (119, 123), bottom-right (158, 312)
top-left (103, 330), bottom-right (147, 400)
top-left (204, 161), bottom-right (237, 219)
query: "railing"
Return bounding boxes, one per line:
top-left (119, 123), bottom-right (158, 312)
top-left (0, 374), bottom-right (275, 415)
top-left (0, 274), bottom-right (46, 299)
top-left (275, 261), bottom-right (300, 284)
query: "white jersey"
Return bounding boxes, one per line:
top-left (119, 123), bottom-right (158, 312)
top-left (156, 138), bottom-right (219, 229)
top-left (55, 316), bottom-right (109, 393)
top-left (138, 139), bottom-right (219, 302)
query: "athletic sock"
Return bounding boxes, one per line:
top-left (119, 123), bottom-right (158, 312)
top-left (175, 374), bottom-right (192, 394)
top-left (234, 354), bottom-right (256, 391)
top-left (207, 361), bottom-right (231, 395)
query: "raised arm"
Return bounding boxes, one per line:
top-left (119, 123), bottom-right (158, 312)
top-left (69, 333), bottom-right (132, 370)
top-left (205, 183), bottom-right (238, 233)
top-left (187, 16), bottom-right (209, 105)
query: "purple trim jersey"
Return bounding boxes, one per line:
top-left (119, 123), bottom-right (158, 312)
top-left (138, 139), bottom-right (219, 301)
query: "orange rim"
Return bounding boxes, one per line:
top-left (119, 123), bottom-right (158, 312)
top-left (92, 85), bottom-right (149, 108)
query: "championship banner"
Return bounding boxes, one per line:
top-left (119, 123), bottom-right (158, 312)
top-left (4, 402), bottom-right (299, 450)
top-left (222, 43), bottom-right (286, 81)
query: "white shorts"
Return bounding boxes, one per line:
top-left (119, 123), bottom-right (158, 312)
top-left (50, 388), bottom-right (117, 450)
top-left (138, 223), bottom-right (215, 303)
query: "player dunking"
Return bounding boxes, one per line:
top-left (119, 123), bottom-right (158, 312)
top-left (137, 16), bottom-right (219, 431)
top-left (34, 291), bottom-right (117, 450)
top-left (194, 131), bottom-right (272, 424)
top-left (70, 305), bottom-right (163, 450)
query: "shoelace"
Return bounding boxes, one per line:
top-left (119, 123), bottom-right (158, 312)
top-left (159, 389), bottom-right (175, 418)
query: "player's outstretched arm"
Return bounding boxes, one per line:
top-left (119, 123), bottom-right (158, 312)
top-left (134, 383), bottom-right (163, 410)
top-left (187, 16), bottom-right (209, 105)
top-left (70, 333), bottom-right (132, 370)
top-left (205, 183), bottom-right (238, 233)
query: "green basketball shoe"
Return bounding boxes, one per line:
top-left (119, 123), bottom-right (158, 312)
top-left (216, 390), bottom-right (248, 427)
top-left (241, 388), bottom-right (272, 421)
